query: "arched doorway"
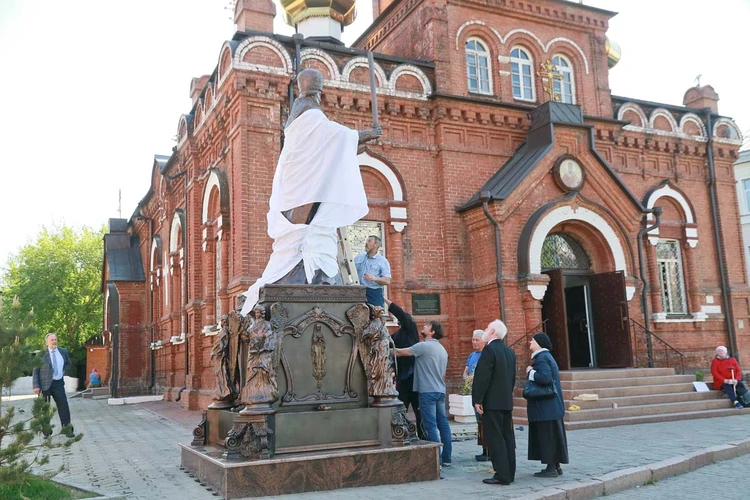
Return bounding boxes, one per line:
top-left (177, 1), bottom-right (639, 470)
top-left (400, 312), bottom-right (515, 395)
top-left (541, 233), bottom-right (596, 369)
top-left (539, 227), bottom-right (632, 371)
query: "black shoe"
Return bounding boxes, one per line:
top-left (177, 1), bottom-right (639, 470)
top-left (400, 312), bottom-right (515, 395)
top-left (441, 462), bottom-right (452, 468)
top-left (483, 478), bottom-right (510, 485)
top-left (534, 469), bottom-right (559, 478)
top-left (556, 467), bottom-right (563, 476)
top-left (475, 454), bottom-right (490, 462)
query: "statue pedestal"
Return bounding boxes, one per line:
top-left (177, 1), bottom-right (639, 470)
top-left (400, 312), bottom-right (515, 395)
top-left (184, 285), bottom-right (439, 497)
top-left (181, 440), bottom-right (439, 499)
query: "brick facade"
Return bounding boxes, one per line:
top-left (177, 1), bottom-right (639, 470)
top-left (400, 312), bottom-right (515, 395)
top-left (102, 0), bottom-right (746, 409)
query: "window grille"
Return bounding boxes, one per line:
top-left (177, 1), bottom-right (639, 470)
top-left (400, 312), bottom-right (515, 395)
top-left (656, 239), bottom-right (688, 314)
top-left (541, 233), bottom-right (591, 270)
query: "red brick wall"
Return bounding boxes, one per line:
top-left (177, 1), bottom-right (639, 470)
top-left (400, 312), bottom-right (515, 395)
top-left (108, 1), bottom-right (747, 408)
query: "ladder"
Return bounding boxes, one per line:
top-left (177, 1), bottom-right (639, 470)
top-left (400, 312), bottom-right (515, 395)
top-left (337, 226), bottom-right (360, 285)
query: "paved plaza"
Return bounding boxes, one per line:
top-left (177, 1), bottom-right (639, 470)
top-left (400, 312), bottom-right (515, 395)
top-left (3, 395), bottom-right (750, 499)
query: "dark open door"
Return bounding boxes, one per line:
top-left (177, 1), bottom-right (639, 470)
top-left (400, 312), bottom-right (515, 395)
top-left (590, 271), bottom-right (632, 368)
top-left (542, 269), bottom-right (570, 370)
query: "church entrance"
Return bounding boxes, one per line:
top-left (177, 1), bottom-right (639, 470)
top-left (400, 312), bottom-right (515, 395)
top-left (540, 233), bottom-right (632, 370)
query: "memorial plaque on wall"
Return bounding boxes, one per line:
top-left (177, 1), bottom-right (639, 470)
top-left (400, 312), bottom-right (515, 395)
top-left (412, 293), bottom-right (441, 315)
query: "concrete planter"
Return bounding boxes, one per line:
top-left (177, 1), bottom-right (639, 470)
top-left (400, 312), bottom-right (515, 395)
top-left (448, 394), bottom-right (476, 423)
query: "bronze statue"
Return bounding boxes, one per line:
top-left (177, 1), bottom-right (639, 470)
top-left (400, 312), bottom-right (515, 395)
top-left (311, 324), bottom-right (327, 390)
top-left (359, 306), bottom-right (398, 398)
top-left (208, 314), bottom-right (236, 408)
top-left (240, 304), bottom-right (278, 413)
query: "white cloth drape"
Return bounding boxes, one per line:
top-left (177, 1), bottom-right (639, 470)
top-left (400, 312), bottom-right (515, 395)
top-left (241, 109), bottom-right (368, 314)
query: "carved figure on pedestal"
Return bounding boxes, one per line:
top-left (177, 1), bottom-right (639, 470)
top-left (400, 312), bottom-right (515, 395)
top-left (311, 324), bottom-right (327, 390)
top-left (359, 306), bottom-right (399, 402)
top-left (240, 305), bottom-right (278, 414)
top-left (208, 314), bottom-right (237, 408)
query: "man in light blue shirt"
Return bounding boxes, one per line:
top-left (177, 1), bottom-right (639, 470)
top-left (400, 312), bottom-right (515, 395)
top-left (354, 235), bottom-right (391, 307)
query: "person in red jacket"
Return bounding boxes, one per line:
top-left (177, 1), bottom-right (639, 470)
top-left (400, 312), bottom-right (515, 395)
top-left (710, 345), bottom-right (747, 409)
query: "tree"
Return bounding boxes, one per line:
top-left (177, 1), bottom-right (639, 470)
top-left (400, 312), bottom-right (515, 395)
top-left (0, 295), bottom-right (37, 414)
top-left (1, 225), bottom-right (104, 362)
top-left (0, 296), bottom-right (80, 487)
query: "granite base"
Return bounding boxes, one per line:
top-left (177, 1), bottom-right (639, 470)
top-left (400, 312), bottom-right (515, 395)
top-left (181, 441), bottom-right (440, 499)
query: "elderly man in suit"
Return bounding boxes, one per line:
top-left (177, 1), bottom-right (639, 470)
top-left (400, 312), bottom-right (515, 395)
top-left (33, 333), bottom-right (75, 437)
top-left (472, 319), bottom-right (517, 486)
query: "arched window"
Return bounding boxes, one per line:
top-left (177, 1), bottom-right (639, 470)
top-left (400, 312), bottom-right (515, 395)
top-left (655, 239), bottom-right (687, 315)
top-left (511, 47), bottom-right (535, 101)
top-left (541, 233), bottom-right (591, 270)
top-left (465, 38), bottom-right (491, 94)
top-left (552, 55), bottom-right (575, 104)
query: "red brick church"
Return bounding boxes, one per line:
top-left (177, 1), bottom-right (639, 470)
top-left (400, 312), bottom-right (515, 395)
top-left (100, 0), bottom-right (746, 408)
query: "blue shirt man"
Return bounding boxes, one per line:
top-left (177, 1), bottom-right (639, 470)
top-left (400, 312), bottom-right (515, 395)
top-left (464, 330), bottom-right (486, 381)
top-left (354, 235), bottom-right (391, 307)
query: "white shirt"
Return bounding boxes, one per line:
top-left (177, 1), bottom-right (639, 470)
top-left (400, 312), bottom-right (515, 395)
top-left (49, 348), bottom-right (64, 380)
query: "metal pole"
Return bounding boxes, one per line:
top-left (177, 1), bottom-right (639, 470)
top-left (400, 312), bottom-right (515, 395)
top-left (366, 51), bottom-right (380, 128)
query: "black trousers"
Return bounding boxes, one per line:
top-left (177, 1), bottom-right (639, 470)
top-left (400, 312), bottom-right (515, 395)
top-left (43, 378), bottom-right (71, 428)
top-left (483, 410), bottom-right (516, 484)
top-left (397, 375), bottom-right (425, 439)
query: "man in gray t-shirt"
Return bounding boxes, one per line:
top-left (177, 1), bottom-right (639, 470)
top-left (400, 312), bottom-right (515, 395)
top-left (396, 320), bottom-right (451, 466)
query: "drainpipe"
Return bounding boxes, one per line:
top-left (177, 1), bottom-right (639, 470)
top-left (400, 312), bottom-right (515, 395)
top-left (136, 214), bottom-right (155, 392)
top-left (480, 192), bottom-right (506, 325)
top-left (637, 206), bottom-right (662, 367)
top-left (704, 110), bottom-right (739, 360)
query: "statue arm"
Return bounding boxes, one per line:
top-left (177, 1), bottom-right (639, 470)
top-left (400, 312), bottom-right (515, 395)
top-left (358, 126), bottom-right (383, 144)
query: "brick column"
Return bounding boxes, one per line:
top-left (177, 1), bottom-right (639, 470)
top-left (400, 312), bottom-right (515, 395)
top-left (646, 241), bottom-right (663, 316)
top-left (683, 242), bottom-right (701, 314)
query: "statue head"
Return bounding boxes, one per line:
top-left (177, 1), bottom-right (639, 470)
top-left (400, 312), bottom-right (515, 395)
top-left (220, 314), bottom-right (229, 329)
top-left (236, 294), bottom-right (247, 313)
top-left (297, 69), bottom-right (324, 99)
top-left (252, 304), bottom-right (266, 321)
top-left (371, 306), bottom-right (386, 319)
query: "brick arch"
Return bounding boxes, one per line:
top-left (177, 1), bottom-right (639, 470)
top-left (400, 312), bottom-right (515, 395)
top-left (680, 113), bottom-right (706, 137)
top-left (342, 57), bottom-right (386, 87)
top-left (217, 41), bottom-right (238, 86)
top-left (177, 114), bottom-right (191, 144)
top-left (459, 26), bottom-right (501, 57)
top-left (357, 149), bottom-right (408, 232)
top-left (501, 29), bottom-right (546, 52)
top-left (617, 103), bottom-right (648, 128)
top-left (300, 48), bottom-right (339, 81)
top-left (713, 118), bottom-right (742, 141)
top-left (204, 83), bottom-right (214, 110)
top-left (170, 210), bottom-right (185, 252)
top-left (648, 108), bottom-right (678, 133)
top-left (644, 180), bottom-right (698, 248)
top-left (201, 169), bottom-right (230, 224)
top-left (455, 20), bottom-right (503, 50)
top-left (233, 36), bottom-right (292, 75)
top-left (150, 235), bottom-right (163, 273)
top-left (388, 65), bottom-right (432, 95)
top-left (193, 100), bottom-right (204, 128)
top-left (545, 38), bottom-right (590, 74)
top-left (518, 197), bottom-right (636, 300)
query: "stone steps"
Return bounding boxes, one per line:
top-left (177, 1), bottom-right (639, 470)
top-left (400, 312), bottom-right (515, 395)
top-left (512, 368), bottom-right (737, 430)
top-left (513, 390), bottom-right (722, 410)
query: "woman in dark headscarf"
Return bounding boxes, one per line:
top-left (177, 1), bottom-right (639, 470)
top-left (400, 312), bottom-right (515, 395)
top-left (525, 333), bottom-right (569, 477)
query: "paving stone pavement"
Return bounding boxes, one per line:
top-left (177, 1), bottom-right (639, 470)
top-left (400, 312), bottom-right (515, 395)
top-left (4, 395), bottom-right (750, 499)
top-left (605, 452), bottom-right (750, 499)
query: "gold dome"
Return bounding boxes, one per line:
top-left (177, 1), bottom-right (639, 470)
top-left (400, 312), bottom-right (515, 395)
top-left (280, 0), bottom-right (357, 27)
top-left (605, 37), bottom-right (621, 69)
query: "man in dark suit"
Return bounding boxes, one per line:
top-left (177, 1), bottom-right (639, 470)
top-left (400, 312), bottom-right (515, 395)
top-left (384, 298), bottom-right (425, 439)
top-left (472, 319), bottom-right (516, 485)
top-left (33, 333), bottom-right (75, 437)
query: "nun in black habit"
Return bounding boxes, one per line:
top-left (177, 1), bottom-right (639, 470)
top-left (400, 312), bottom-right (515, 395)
top-left (524, 333), bottom-right (569, 477)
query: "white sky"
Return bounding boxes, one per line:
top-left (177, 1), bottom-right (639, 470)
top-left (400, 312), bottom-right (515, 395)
top-left (0, 0), bottom-right (748, 269)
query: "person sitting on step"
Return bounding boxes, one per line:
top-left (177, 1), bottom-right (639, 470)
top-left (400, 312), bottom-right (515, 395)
top-left (710, 345), bottom-right (747, 409)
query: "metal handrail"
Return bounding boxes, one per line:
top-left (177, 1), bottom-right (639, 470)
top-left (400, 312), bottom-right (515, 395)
top-left (630, 318), bottom-right (686, 374)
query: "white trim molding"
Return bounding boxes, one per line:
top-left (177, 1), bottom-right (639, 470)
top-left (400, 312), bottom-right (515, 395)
top-left (233, 36), bottom-right (293, 76)
top-left (169, 212), bottom-right (182, 253)
top-left (528, 205), bottom-right (629, 292)
top-left (357, 150), bottom-right (408, 232)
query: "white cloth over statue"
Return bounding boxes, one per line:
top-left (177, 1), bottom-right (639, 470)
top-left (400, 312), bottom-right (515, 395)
top-left (241, 109), bottom-right (368, 315)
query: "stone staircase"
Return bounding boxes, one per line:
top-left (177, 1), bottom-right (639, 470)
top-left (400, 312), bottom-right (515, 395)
top-left (513, 368), bottom-right (747, 430)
